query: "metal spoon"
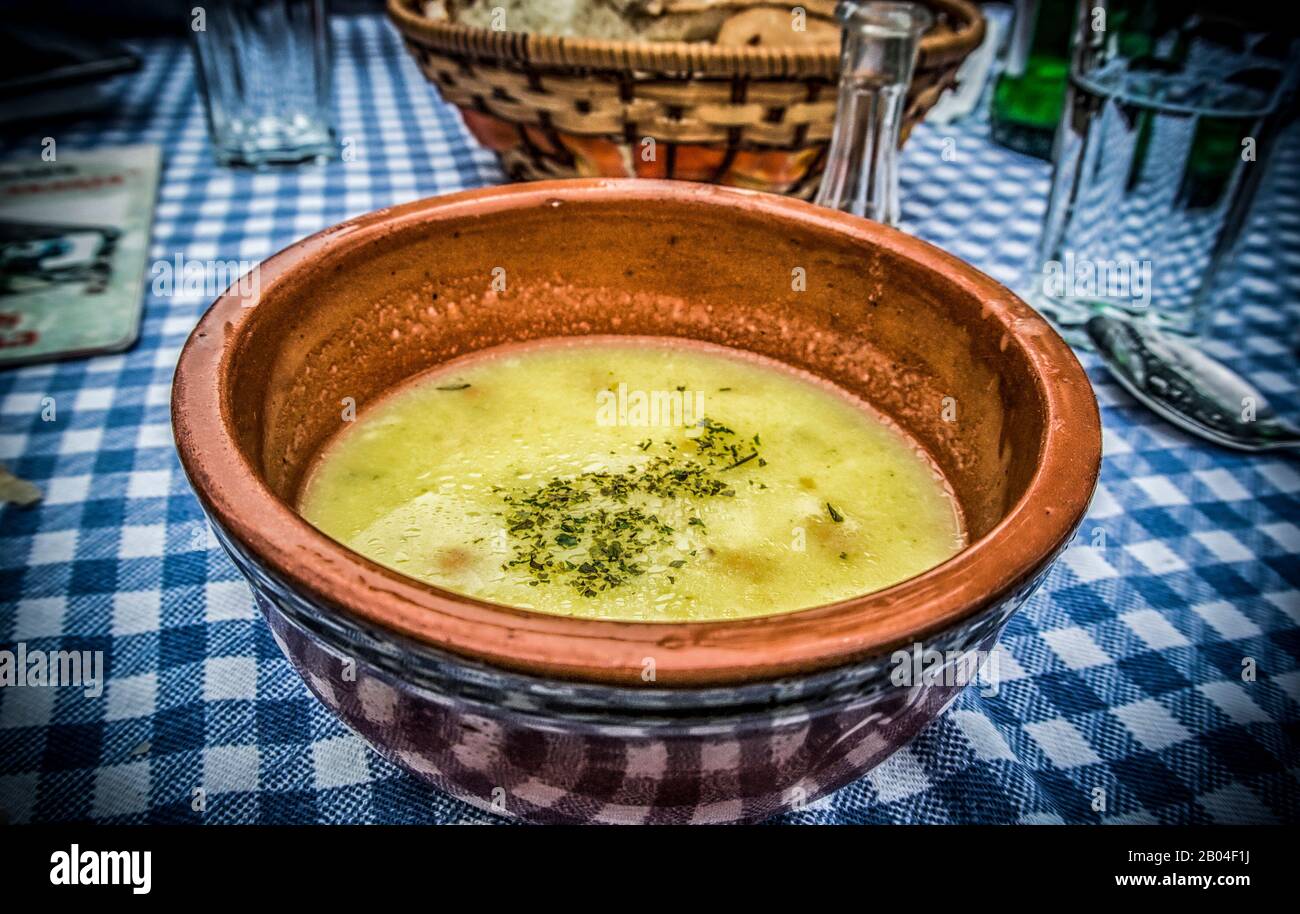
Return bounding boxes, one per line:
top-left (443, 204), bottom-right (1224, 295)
top-left (1086, 313), bottom-right (1300, 453)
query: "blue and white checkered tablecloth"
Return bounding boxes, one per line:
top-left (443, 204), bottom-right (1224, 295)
top-left (1, 15), bottom-right (1297, 825)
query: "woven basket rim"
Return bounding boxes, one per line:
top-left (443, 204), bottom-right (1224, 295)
top-left (387, 0), bottom-right (985, 78)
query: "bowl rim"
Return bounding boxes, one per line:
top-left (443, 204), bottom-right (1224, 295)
top-left (171, 178), bottom-right (1101, 688)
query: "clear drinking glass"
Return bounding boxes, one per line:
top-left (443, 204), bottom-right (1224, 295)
top-left (1032, 0), bottom-right (1295, 337)
top-left (815, 2), bottom-right (932, 225)
top-left (190, 0), bottom-right (335, 166)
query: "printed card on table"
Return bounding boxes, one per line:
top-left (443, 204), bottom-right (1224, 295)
top-left (0, 144), bottom-right (160, 367)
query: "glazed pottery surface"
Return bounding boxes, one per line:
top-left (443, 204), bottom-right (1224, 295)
top-left (172, 179), bottom-right (1101, 823)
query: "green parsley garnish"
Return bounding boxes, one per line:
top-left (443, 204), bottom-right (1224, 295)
top-left (496, 416), bottom-right (764, 597)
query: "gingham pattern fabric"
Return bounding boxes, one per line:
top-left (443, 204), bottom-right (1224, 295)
top-left (1, 15), bottom-right (1296, 825)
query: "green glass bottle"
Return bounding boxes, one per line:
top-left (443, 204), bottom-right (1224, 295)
top-left (991, 0), bottom-right (1074, 159)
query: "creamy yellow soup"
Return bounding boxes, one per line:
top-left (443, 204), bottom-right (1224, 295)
top-left (298, 338), bottom-right (965, 622)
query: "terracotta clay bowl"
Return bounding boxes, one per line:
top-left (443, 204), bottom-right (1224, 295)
top-left (172, 179), bottom-right (1101, 824)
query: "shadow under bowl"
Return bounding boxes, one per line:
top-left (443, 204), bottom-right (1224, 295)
top-left (172, 179), bottom-right (1101, 823)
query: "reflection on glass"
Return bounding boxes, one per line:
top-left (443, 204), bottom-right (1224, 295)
top-left (1034, 1), bottom-right (1294, 337)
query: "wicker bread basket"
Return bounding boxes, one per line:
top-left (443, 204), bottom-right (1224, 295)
top-left (388, 0), bottom-right (985, 197)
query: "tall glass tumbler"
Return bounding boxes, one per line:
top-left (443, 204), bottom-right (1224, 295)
top-left (816, 2), bottom-right (932, 226)
top-left (191, 0), bottom-right (335, 167)
top-left (1033, 0), bottom-right (1295, 337)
